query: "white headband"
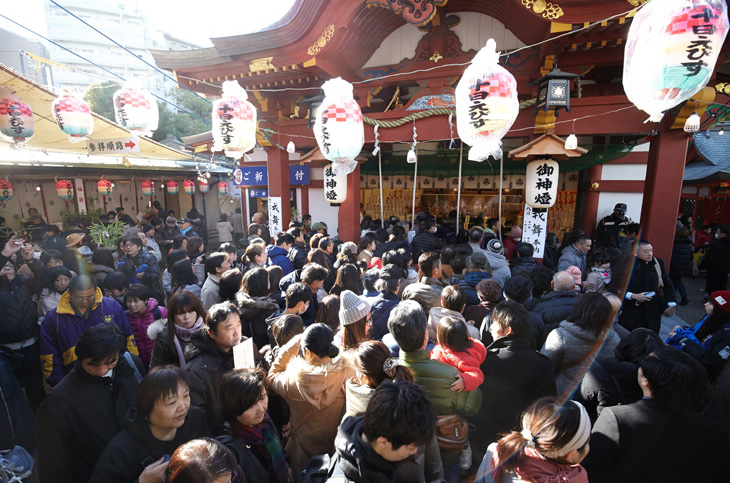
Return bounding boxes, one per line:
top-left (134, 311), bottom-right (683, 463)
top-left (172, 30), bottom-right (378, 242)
top-left (546, 401), bottom-right (591, 458)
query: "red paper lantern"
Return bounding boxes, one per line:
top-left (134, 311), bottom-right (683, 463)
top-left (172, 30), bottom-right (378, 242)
top-left (199, 179), bottom-right (209, 193)
top-left (141, 180), bottom-right (154, 196)
top-left (56, 179), bottom-right (74, 200)
top-left (218, 181), bottom-right (229, 195)
top-left (0, 180), bottom-right (13, 201)
top-left (97, 179), bottom-right (113, 196)
top-left (167, 181), bottom-right (179, 195)
top-left (184, 180), bottom-right (195, 195)
top-left (0, 88), bottom-right (34, 145)
top-left (52, 93), bottom-right (93, 142)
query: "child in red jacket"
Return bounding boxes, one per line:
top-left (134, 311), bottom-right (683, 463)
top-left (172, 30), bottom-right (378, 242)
top-left (125, 284), bottom-right (167, 369)
top-left (431, 316), bottom-right (487, 392)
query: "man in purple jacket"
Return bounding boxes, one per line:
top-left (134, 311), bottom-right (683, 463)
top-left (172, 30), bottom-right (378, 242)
top-left (40, 275), bottom-right (138, 386)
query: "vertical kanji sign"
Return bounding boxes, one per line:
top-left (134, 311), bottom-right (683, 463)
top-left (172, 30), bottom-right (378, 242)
top-left (525, 159), bottom-right (559, 209)
top-left (523, 205), bottom-right (548, 258)
top-left (268, 196), bottom-right (283, 235)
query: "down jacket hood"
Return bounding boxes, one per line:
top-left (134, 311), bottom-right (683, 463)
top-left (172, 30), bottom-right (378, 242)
top-left (332, 416), bottom-right (399, 483)
top-left (147, 318), bottom-right (167, 341)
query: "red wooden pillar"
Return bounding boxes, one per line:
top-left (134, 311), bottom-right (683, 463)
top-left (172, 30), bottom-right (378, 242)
top-left (640, 121), bottom-right (688, 264)
top-left (338, 163), bottom-right (361, 243)
top-left (266, 144), bottom-right (291, 229)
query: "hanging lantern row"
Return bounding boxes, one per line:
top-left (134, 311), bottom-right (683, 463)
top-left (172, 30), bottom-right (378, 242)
top-left (0, 180), bottom-right (13, 202)
top-left (184, 179), bottom-right (195, 195)
top-left (56, 179), bottom-right (74, 200)
top-left (0, 87), bottom-right (34, 146)
top-left (624, 0), bottom-right (729, 122)
top-left (313, 78), bottom-right (364, 175)
top-left (97, 179), bottom-right (113, 196)
top-left (211, 81), bottom-right (257, 160)
top-left (113, 83), bottom-right (159, 136)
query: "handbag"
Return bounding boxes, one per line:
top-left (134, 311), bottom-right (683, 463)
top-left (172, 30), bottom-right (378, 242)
top-left (436, 414), bottom-right (469, 453)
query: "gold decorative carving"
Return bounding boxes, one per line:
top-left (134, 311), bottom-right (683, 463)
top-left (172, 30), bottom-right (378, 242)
top-left (307, 25), bottom-right (335, 56)
top-left (249, 57), bottom-right (275, 72)
top-left (626, 0), bottom-right (649, 6)
top-left (521, 0), bottom-right (564, 19)
top-left (430, 51), bottom-right (444, 62)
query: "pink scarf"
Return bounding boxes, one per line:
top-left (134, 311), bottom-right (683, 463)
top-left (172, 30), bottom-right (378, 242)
top-left (492, 448), bottom-right (588, 483)
top-left (172, 316), bottom-right (204, 368)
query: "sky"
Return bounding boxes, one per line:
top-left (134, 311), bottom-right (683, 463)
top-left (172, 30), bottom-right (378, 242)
top-left (1, 0), bottom-right (298, 48)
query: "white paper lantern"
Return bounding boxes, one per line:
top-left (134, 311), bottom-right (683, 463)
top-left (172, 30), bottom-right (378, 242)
top-left (212, 81), bottom-right (257, 160)
top-left (52, 93), bottom-right (93, 142)
top-left (525, 159), bottom-right (559, 209)
top-left (113, 83), bottom-right (159, 136)
top-left (324, 163), bottom-right (347, 205)
top-left (456, 39), bottom-right (519, 162)
top-left (313, 78), bottom-right (364, 175)
top-left (564, 132), bottom-right (578, 150)
top-left (623, 0), bottom-right (729, 122)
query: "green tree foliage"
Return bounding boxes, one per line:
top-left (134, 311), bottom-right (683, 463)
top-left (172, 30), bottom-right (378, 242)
top-left (83, 80), bottom-right (118, 121)
top-left (83, 81), bottom-right (210, 142)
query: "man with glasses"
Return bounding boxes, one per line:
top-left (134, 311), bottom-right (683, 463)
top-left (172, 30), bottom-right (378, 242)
top-left (40, 275), bottom-right (138, 386)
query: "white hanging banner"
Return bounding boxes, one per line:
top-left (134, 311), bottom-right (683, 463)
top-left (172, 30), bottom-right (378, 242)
top-left (523, 205), bottom-right (548, 258)
top-left (74, 178), bottom-right (87, 214)
top-left (268, 196), bottom-right (283, 235)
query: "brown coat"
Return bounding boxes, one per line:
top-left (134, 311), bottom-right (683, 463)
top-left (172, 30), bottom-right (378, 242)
top-left (268, 336), bottom-right (354, 474)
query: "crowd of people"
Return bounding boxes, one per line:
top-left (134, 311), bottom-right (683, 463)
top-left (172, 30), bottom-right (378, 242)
top-left (0, 204), bottom-right (729, 483)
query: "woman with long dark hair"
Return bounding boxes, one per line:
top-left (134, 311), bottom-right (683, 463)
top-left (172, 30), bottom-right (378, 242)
top-left (541, 293), bottom-right (620, 397)
top-left (236, 268), bottom-right (278, 349)
top-left (329, 263), bottom-right (364, 297)
top-left (148, 291), bottom-right (206, 368)
top-left (170, 260), bottom-right (201, 298)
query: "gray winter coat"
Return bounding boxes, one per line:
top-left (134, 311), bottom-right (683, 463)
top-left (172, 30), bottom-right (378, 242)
top-left (557, 244), bottom-right (587, 275)
top-left (540, 321), bottom-right (620, 397)
top-left (484, 251), bottom-right (511, 287)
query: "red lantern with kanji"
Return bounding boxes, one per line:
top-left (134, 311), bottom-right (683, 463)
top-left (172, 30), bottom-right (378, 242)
top-left (218, 181), bottom-right (229, 195)
top-left (211, 81), bottom-right (257, 160)
top-left (141, 180), bottom-right (154, 196)
top-left (56, 179), bottom-right (74, 200)
top-left (113, 83), bottom-right (158, 136)
top-left (199, 179), bottom-right (209, 193)
top-left (52, 93), bottom-right (93, 142)
top-left (0, 180), bottom-right (13, 202)
top-left (97, 179), bottom-right (112, 196)
top-left (167, 181), bottom-right (179, 195)
top-left (0, 87), bottom-right (34, 146)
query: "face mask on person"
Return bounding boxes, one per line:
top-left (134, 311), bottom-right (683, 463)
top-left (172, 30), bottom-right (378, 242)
top-left (513, 238), bottom-right (521, 242)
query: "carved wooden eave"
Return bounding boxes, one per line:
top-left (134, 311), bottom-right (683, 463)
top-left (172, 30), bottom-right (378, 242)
top-left (508, 129), bottom-right (587, 160)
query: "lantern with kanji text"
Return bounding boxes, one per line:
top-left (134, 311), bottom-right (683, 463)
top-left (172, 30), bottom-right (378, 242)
top-left (113, 84), bottom-right (159, 136)
top-left (167, 181), bottom-right (179, 195)
top-left (623, 0), bottom-right (729, 122)
top-left (211, 81), bottom-right (256, 160)
top-left (56, 179), bottom-right (74, 200)
top-left (199, 179), bottom-right (209, 193)
top-left (525, 159), bottom-right (559, 209)
top-left (97, 179), bottom-right (113, 196)
top-left (184, 180), bottom-right (195, 195)
top-left (141, 180), bottom-right (154, 196)
top-left (0, 180), bottom-right (13, 202)
top-left (456, 39), bottom-right (519, 162)
top-left (324, 164), bottom-right (347, 205)
top-left (313, 78), bottom-right (364, 175)
top-left (0, 88), bottom-right (34, 146)
top-left (52, 93), bottom-right (93, 142)
top-left (218, 181), bottom-right (229, 196)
